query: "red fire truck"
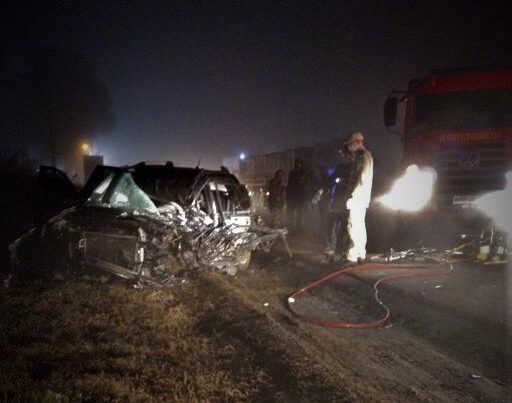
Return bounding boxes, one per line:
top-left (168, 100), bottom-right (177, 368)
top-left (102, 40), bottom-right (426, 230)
top-left (382, 69), bottom-right (512, 248)
top-left (384, 68), bottom-right (512, 210)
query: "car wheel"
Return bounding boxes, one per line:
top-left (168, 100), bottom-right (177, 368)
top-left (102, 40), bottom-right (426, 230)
top-left (237, 249), bottom-right (252, 271)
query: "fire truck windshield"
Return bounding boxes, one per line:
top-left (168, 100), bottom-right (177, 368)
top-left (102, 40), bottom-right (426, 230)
top-left (411, 87), bottom-right (512, 131)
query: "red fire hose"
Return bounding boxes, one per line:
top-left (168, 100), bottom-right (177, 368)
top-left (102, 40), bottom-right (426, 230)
top-left (286, 259), bottom-right (453, 329)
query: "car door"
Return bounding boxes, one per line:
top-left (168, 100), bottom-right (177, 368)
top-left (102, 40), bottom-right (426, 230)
top-left (188, 172), bottom-right (251, 228)
top-left (77, 165), bottom-right (118, 202)
top-left (208, 176), bottom-right (252, 230)
top-left (34, 165), bottom-right (79, 221)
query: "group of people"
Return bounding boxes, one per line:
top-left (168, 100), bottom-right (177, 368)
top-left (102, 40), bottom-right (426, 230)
top-left (266, 158), bottom-right (309, 230)
top-left (266, 131), bottom-right (373, 264)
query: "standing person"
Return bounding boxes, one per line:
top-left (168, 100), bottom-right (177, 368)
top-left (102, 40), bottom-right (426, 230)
top-left (286, 158), bottom-right (309, 232)
top-left (267, 169), bottom-right (286, 228)
top-left (322, 131), bottom-right (373, 263)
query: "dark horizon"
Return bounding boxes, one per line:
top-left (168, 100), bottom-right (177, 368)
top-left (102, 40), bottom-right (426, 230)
top-left (2, 1), bottom-right (511, 171)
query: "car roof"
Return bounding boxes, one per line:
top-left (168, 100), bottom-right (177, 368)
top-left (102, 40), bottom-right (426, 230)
top-left (85, 162), bottom-right (237, 184)
top-left (82, 161), bottom-right (244, 207)
top-left (128, 161), bottom-right (234, 177)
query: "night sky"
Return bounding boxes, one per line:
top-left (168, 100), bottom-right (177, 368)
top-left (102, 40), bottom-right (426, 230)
top-left (2, 1), bottom-right (511, 170)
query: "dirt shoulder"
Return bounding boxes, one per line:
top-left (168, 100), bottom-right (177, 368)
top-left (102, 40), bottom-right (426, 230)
top-left (0, 273), bottom-right (368, 402)
top-left (0, 245), bottom-right (509, 401)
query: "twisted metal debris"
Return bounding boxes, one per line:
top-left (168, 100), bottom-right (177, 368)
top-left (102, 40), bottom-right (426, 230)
top-left (9, 202), bottom-right (289, 288)
top-left (8, 163), bottom-right (291, 288)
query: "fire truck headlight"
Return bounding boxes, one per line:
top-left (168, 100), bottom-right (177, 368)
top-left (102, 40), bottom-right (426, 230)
top-left (377, 165), bottom-right (436, 212)
top-left (405, 164), bottom-right (418, 174)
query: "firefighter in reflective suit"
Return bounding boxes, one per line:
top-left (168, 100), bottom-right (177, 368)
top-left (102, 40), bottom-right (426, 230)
top-left (321, 131), bottom-right (373, 263)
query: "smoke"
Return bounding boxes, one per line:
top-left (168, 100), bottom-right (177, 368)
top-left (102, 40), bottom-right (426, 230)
top-left (473, 172), bottom-right (512, 234)
top-left (376, 165), bottom-right (436, 213)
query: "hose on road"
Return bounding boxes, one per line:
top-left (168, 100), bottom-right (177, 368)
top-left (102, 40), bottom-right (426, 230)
top-left (286, 253), bottom-right (454, 329)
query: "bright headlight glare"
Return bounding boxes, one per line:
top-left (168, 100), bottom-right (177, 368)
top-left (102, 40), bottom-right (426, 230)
top-left (377, 165), bottom-right (436, 212)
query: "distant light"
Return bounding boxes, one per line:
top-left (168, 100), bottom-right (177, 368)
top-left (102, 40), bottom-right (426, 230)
top-left (81, 143), bottom-right (90, 153)
top-left (239, 153), bottom-right (246, 160)
top-left (335, 177), bottom-right (341, 183)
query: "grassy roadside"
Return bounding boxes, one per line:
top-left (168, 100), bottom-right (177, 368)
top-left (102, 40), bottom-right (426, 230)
top-left (0, 280), bottom-right (267, 402)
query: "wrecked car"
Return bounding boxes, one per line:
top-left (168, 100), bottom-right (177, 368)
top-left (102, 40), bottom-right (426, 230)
top-left (10, 162), bottom-right (289, 287)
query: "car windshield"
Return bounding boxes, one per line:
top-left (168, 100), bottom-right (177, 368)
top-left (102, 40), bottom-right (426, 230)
top-left (84, 167), bottom-right (250, 219)
top-left (86, 172), bottom-right (159, 215)
top-left (411, 87), bottom-right (512, 131)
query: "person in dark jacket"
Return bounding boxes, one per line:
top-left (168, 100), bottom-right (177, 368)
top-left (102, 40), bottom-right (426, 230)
top-left (267, 169), bottom-right (286, 228)
top-left (286, 158), bottom-right (309, 231)
top-left (321, 132), bottom-right (373, 262)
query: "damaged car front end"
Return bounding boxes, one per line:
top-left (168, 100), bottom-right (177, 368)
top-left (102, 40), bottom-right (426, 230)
top-left (9, 163), bottom-right (289, 287)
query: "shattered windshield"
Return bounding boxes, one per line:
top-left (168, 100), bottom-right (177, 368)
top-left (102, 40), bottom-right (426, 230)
top-left (86, 172), bottom-right (158, 215)
top-left (411, 87), bottom-right (512, 131)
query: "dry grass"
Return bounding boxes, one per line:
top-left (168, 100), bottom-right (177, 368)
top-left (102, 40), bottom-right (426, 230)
top-left (0, 280), bottom-right (267, 402)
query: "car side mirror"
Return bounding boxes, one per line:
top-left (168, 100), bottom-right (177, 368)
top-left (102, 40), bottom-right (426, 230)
top-left (384, 97), bottom-right (398, 127)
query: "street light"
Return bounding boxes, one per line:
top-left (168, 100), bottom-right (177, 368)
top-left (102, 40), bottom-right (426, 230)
top-left (239, 152), bottom-right (246, 160)
top-left (81, 143), bottom-right (90, 154)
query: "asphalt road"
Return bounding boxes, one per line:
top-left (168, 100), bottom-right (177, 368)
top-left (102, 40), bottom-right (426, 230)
top-left (351, 259), bottom-right (511, 385)
top-left (265, 232), bottom-right (511, 387)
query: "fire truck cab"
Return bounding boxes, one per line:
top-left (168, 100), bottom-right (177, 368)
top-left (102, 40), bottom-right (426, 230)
top-left (385, 68), bottom-right (512, 210)
top-left (383, 69), bottom-right (512, 248)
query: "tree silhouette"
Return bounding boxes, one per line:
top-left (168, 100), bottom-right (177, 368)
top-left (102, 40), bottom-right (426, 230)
top-left (19, 47), bottom-right (114, 166)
